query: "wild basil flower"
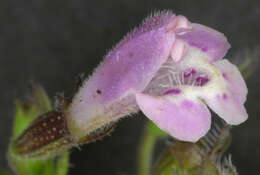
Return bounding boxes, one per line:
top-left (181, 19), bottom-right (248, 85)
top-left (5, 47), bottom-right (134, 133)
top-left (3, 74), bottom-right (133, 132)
top-left (67, 11), bottom-right (248, 142)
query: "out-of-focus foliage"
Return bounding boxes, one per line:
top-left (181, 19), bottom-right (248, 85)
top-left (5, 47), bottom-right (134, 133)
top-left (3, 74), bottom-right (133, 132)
top-left (138, 121), bottom-right (168, 175)
top-left (237, 47), bottom-right (259, 79)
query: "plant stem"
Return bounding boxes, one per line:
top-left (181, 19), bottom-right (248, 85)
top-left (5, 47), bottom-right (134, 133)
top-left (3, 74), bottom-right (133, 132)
top-left (138, 121), bottom-right (167, 175)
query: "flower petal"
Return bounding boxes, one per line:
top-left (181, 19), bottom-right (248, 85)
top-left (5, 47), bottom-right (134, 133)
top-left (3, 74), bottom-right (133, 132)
top-left (202, 59), bottom-right (248, 125)
top-left (67, 12), bottom-right (179, 138)
top-left (170, 39), bottom-right (187, 62)
top-left (176, 23), bottom-right (231, 62)
top-left (214, 59), bottom-right (247, 104)
top-left (135, 93), bottom-right (211, 142)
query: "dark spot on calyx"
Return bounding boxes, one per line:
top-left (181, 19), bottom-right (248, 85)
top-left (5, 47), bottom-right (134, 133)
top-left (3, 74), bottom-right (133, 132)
top-left (129, 52), bottom-right (133, 57)
top-left (96, 89), bottom-right (102, 94)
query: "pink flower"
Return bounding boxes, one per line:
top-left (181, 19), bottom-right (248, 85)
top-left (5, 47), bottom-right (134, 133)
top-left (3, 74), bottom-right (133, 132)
top-left (66, 11), bottom-right (248, 142)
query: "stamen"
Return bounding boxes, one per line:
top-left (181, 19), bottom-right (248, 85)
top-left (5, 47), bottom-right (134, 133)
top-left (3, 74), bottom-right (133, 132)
top-left (145, 59), bottom-right (210, 95)
top-left (180, 71), bottom-right (184, 85)
top-left (155, 73), bottom-right (170, 82)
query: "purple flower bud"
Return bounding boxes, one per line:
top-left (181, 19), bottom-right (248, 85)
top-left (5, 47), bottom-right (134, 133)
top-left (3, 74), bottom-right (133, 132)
top-left (66, 11), bottom-right (248, 142)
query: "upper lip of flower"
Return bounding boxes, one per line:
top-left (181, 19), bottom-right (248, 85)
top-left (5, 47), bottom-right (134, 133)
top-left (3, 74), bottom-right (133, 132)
top-left (67, 11), bottom-right (248, 142)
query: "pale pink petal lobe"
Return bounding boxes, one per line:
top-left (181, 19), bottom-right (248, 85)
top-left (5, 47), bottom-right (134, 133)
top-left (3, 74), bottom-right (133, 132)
top-left (214, 59), bottom-right (247, 104)
top-left (204, 94), bottom-right (248, 125)
top-left (135, 93), bottom-right (211, 142)
top-left (177, 23), bottom-right (231, 61)
top-left (203, 59), bottom-right (248, 125)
